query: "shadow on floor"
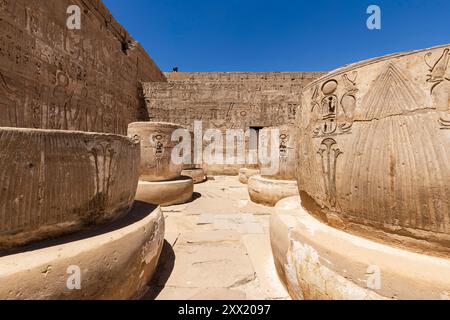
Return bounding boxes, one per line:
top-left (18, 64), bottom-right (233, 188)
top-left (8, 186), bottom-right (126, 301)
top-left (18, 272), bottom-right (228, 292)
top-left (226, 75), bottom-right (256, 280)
top-left (173, 192), bottom-right (202, 206)
top-left (191, 192), bottom-right (202, 202)
top-left (141, 240), bottom-right (176, 300)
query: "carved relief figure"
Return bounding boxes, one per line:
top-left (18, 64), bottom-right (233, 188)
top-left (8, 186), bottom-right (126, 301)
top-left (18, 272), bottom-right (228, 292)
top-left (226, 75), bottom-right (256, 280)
top-left (425, 48), bottom-right (450, 129)
top-left (0, 72), bottom-right (20, 127)
top-left (53, 71), bottom-right (73, 130)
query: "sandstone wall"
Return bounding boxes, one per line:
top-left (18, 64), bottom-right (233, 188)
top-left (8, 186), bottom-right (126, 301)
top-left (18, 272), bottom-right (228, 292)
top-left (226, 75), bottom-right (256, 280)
top-left (0, 0), bottom-right (166, 135)
top-left (143, 72), bottom-right (326, 174)
top-left (144, 72), bottom-right (325, 130)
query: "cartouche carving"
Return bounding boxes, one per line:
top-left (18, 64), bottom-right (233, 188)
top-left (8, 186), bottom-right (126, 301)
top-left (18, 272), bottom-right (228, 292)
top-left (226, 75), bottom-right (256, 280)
top-left (311, 73), bottom-right (358, 138)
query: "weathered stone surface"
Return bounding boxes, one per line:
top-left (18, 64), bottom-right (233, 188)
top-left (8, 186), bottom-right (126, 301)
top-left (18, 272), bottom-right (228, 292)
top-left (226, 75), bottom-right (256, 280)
top-left (182, 130), bottom-right (201, 170)
top-left (144, 176), bottom-right (290, 301)
top-left (135, 177), bottom-right (194, 207)
top-left (143, 72), bottom-right (326, 174)
top-left (146, 72), bottom-right (325, 130)
top-left (0, 0), bottom-right (166, 135)
top-left (239, 168), bottom-right (260, 184)
top-left (298, 44), bottom-right (450, 254)
top-left (248, 175), bottom-right (299, 207)
top-left (0, 127), bottom-right (140, 251)
top-left (260, 125), bottom-right (296, 180)
top-left (128, 122), bottom-right (184, 182)
top-left (271, 196), bottom-right (450, 300)
top-left (0, 202), bottom-right (164, 300)
top-left (181, 168), bottom-right (206, 184)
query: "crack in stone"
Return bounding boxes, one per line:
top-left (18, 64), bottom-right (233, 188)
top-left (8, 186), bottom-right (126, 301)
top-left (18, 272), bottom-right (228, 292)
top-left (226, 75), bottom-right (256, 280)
top-left (228, 273), bottom-right (257, 289)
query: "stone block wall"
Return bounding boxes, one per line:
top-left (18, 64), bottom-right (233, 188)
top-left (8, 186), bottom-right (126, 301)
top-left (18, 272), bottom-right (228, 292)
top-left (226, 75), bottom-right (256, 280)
top-left (144, 72), bottom-right (326, 130)
top-left (143, 72), bottom-right (326, 174)
top-left (0, 0), bottom-right (166, 135)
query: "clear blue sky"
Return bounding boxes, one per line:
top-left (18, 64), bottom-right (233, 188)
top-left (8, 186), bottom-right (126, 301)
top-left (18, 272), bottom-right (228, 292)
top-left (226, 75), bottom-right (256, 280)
top-left (103, 0), bottom-right (450, 72)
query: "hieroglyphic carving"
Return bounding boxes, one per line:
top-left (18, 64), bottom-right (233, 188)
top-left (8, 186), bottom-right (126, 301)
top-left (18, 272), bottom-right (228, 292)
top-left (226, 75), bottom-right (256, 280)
top-left (142, 72), bottom-right (326, 174)
top-left (279, 133), bottom-right (288, 159)
top-left (143, 72), bottom-right (326, 132)
top-left (425, 48), bottom-right (450, 93)
top-left (153, 133), bottom-right (165, 159)
top-left (311, 73), bottom-right (358, 138)
top-left (0, 0), bottom-right (166, 134)
top-left (0, 71), bottom-right (20, 127)
top-left (340, 72), bottom-right (358, 132)
top-left (86, 141), bottom-right (116, 212)
top-left (317, 138), bottom-right (342, 207)
top-left (425, 48), bottom-right (450, 129)
top-left (300, 44), bottom-right (450, 252)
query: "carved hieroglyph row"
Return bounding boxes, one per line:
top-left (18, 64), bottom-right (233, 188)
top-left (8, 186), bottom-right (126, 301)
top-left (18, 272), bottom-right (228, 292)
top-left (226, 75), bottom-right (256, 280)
top-left (0, 128), bottom-right (140, 250)
top-left (0, 0), bottom-right (166, 135)
top-left (298, 44), bottom-right (450, 251)
top-left (143, 72), bottom-right (326, 131)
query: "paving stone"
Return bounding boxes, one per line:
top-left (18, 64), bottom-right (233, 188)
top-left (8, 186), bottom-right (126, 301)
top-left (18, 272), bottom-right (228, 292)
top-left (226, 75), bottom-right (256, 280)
top-left (238, 223), bottom-right (265, 234)
top-left (146, 176), bottom-right (289, 300)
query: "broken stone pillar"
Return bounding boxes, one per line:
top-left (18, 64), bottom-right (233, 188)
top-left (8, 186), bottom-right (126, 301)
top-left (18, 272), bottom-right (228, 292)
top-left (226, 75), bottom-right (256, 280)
top-left (271, 44), bottom-right (450, 299)
top-left (129, 122), bottom-right (194, 206)
top-left (0, 128), bottom-right (164, 299)
top-left (0, 127), bottom-right (140, 250)
top-left (0, 201), bottom-right (164, 300)
top-left (248, 125), bottom-right (299, 206)
top-left (128, 122), bottom-right (184, 182)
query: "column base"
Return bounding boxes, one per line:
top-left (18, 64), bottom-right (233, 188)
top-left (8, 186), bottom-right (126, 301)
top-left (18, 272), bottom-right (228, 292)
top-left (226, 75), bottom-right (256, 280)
top-left (248, 175), bottom-right (298, 207)
top-left (239, 168), bottom-right (261, 184)
top-left (181, 168), bottom-right (206, 184)
top-left (271, 196), bottom-right (450, 300)
top-left (0, 202), bottom-right (164, 300)
top-left (136, 176), bottom-right (194, 207)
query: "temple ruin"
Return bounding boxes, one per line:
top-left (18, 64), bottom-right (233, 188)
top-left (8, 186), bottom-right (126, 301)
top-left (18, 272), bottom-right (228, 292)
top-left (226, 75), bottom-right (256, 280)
top-left (1, 0), bottom-right (449, 301)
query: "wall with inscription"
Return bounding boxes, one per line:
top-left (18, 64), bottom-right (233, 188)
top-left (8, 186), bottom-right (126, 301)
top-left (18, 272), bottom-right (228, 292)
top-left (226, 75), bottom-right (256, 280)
top-left (144, 72), bottom-right (326, 130)
top-left (143, 72), bottom-right (326, 174)
top-left (0, 0), bottom-right (166, 135)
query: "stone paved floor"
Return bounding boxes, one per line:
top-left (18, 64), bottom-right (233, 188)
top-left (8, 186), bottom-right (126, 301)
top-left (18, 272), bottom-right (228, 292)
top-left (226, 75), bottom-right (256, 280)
top-left (142, 176), bottom-right (290, 300)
